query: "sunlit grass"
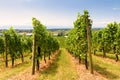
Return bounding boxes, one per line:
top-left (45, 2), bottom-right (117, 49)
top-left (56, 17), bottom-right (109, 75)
top-left (0, 55), bottom-right (31, 80)
top-left (95, 52), bottom-right (118, 60)
top-left (39, 48), bottom-right (78, 80)
top-left (0, 61), bottom-right (31, 80)
top-left (93, 55), bottom-right (120, 80)
top-left (56, 36), bottom-right (66, 48)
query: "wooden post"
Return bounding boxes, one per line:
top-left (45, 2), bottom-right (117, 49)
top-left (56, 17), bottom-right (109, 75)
top-left (86, 18), bottom-right (93, 74)
top-left (5, 34), bottom-right (8, 67)
top-left (32, 34), bottom-right (36, 75)
top-left (36, 46), bottom-right (40, 71)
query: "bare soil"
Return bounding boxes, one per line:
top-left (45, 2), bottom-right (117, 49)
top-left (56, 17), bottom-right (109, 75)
top-left (8, 52), bottom-right (59, 80)
top-left (7, 50), bottom-right (114, 80)
top-left (67, 52), bottom-right (108, 80)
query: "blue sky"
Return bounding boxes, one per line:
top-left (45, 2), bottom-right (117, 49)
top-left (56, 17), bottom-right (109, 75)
top-left (0, 0), bottom-right (120, 29)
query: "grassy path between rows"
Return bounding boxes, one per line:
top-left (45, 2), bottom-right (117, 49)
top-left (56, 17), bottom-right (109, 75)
top-left (0, 57), bottom-right (31, 80)
top-left (2, 48), bottom-right (120, 80)
top-left (93, 55), bottom-right (120, 80)
top-left (39, 48), bottom-right (78, 80)
top-left (0, 62), bottom-right (31, 80)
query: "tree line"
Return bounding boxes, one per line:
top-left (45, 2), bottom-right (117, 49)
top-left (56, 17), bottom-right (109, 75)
top-left (66, 10), bottom-right (93, 74)
top-left (0, 27), bottom-right (32, 67)
top-left (32, 18), bottom-right (59, 74)
top-left (66, 10), bottom-right (120, 74)
top-left (0, 18), bottom-right (60, 75)
top-left (92, 22), bottom-right (120, 61)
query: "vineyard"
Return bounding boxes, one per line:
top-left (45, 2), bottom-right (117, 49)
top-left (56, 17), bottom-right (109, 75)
top-left (0, 10), bottom-right (120, 80)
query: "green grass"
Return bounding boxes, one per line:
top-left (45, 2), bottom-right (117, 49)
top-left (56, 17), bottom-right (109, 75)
top-left (56, 36), bottom-right (66, 48)
top-left (38, 48), bottom-right (78, 80)
top-left (93, 55), bottom-right (120, 80)
top-left (0, 55), bottom-right (31, 80)
top-left (0, 61), bottom-right (31, 80)
top-left (95, 52), bottom-right (118, 60)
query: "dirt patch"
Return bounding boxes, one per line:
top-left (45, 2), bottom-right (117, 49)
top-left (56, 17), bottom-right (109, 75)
top-left (8, 51), bottom-right (59, 80)
top-left (67, 52), bottom-right (108, 80)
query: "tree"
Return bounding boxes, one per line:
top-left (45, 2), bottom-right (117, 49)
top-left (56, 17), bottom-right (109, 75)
top-left (32, 17), bottom-right (59, 74)
top-left (107, 22), bottom-right (118, 61)
top-left (7, 27), bottom-right (21, 67)
top-left (2, 30), bottom-right (9, 67)
top-left (66, 10), bottom-right (93, 73)
top-left (2, 27), bottom-right (27, 67)
top-left (0, 36), bottom-right (4, 54)
top-left (92, 31), bottom-right (98, 55)
top-left (92, 22), bottom-right (120, 61)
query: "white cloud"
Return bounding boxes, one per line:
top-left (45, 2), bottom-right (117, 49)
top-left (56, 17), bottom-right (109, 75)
top-left (112, 8), bottom-right (120, 10)
top-left (93, 18), bottom-right (120, 28)
top-left (0, 9), bottom-right (75, 28)
top-left (1, 6), bottom-right (120, 29)
top-left (93, 21), bottom-right (108, 27)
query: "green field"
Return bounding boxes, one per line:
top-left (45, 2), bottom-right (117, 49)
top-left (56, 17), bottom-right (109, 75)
top-left (39, 49), bottom-right (78, 80)
top-left (93, 55), bottom-right (120, 80)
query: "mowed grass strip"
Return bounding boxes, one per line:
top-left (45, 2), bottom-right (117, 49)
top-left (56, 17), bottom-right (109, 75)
top-left (39, 48), bottom-right (78, 80)
top-left (93, 55), bottom-right (120, 80)
top-left (95, 52), bottom-right (119, 60)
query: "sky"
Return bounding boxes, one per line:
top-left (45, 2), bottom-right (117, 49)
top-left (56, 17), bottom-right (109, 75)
top-left (0, 0), bottom-right (120, 29)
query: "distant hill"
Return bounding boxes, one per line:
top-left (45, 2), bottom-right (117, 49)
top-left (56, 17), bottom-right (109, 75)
top-left (0, 26), bottom-right (103, 33)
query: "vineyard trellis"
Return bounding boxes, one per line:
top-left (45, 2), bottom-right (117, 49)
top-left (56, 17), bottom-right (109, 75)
top-left (32, 18), bottom-right (59, 75)
top-left (0, 18), bottom-right (59, 75)
top-left (66, 10), bottom-right (93, 74)
top-left (0, 27), bottom-right (32, 67)
top-left (92, 22), bottom-right (120, 62)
